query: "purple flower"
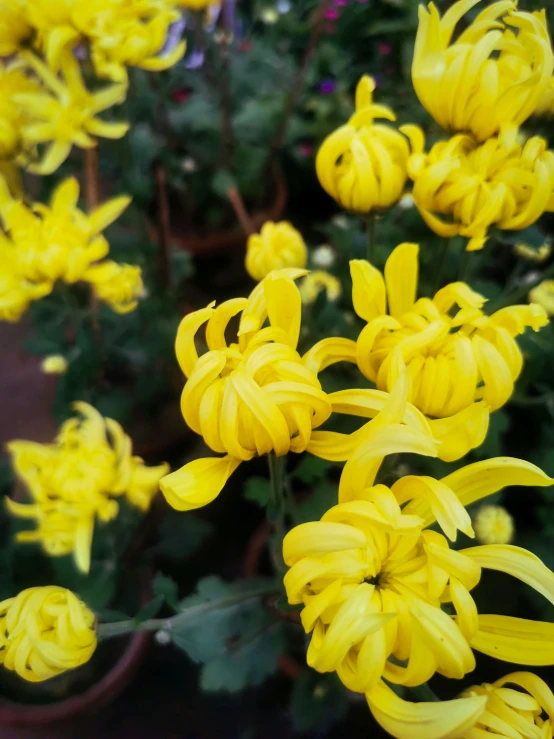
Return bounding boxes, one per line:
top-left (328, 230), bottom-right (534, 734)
top-left (319, 79), bottom-right (336, 94)
top-left (325, 7), bottom-right (340, 20)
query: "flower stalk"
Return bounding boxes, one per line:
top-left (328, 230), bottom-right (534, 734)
top-left (365, 212), bottom-right (376, 263)
top-left (267, 452), bottom-right (287, 572)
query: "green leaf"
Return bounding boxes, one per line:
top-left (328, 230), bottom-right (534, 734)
top-left (290, 670), bottom-right (348, 733)
top-left (472, 410), bottom-right (509, 460)
top-left (293, 481), bottom-right (338, 525)
top-left (199, 617), bottom-right (286, 693)
top-left (97, 608), bottom-right (130, 623)
top-left (243, 476), bottom-right (271, 507)
top-left (171, 576), bottom-right (275, 664)
top-left (134, 594), bottom-right (164, 623)
top-left (153, 511), bottom-right (213, 561)
top-left (292, 455), bottom-right (332, 485)
top-left (211, 169), bottom-right (237, 199)
top-left (153, 573), bottom-right (180, 611)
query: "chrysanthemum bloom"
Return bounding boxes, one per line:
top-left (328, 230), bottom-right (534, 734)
top-left (160, 269), bottom-right (332, 510)
top-left (514, 241), bottom-right (552, 262)
top-left (0, 250), bottom-right (51, 322)
top-left (403, 125), bottom-right (554, 252)
top-left (412, 1), bottom-right (553, 141)
top-left (0, 586), bottom-right (96, 683)
top-left (530, 279), bottom-right (554, 316)
top-left (283, 442), bottom-right (554, 697)
top-left (84, 262), bottom-right (144, 314)
top-left (474, 504), bottom-right (514, 545)
top-left (7, 403), bottom-right (169, 572)
top-left (300, 271), bottom-right (342, 305)
top-left (15, 51), bottom-right (129, 174)
top-left (316, 75), bottom-right (409, 213)
top-left (41, 354), bottom-right (68, 375)
top-left (345, 243), bottom-right (546, 451)
top-left (0, 61), bottom-right (43, 161)
top-left (245, 221), bottom-right (307, 282)
top-left (536, 76), bottom-right (554, 116)
top-left (175, 0), bottom-right (222, 9)
top-left (365, 671), bottom-right (554, 739)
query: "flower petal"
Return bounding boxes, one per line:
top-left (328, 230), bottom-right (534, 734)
top-left (350, 259), bottom-right (386, 321)
top-left (283, 522), bottom-right (366, 566)
top-left (384, 243), bottom-right (419, 318)
top-left (471, 615), bottom-right (554, 665)
top-left (160, 455), bottom-right (241, 511)
top-left (303, 337), bottom-right (357, 375)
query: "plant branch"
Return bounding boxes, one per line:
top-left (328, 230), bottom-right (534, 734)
top-left (227, 186), bottom-right (255, 235)
top-left (83, 148), bottom-right (102, 340)
top-left (155, 164), bottom-right (173, 288)
top-left (365, 212), bottom-right (376, 264)
top-left (97, 584), bottom-right (276, 640)
top-left (267, 452), bottom-right (287, 572)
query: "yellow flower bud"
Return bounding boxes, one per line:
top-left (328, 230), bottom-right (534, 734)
top-left (413, 1), bottom-right (554, 141)
top-left (84, 261), bottom-right (144, 314)
top-left (474, 505), bottom-right (514, 545)
top-left (403, 125), bottom-right (554, 252)
top-left (245, 221), bottom-right (307, 282)
top-left (41, 354), bottom-right (68, 375)
top-left (529, 279), bottom-right (554, 316)
top-left (300, 271), bottom-right (342, 305)
top-left (316, 76), bottom-right (409, 213)
top-left (0, 586), bottom-right (96, 682)
top-left (514, 242), bottom-right (552, 262)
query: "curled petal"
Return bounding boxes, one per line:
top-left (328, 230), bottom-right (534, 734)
top-left (160, 455), bottom-right (241, 511)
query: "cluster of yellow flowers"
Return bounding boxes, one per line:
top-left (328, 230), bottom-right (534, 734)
top-left (6, 402), bottom-right (168, 574)
top-left (0, 0), bottom-right (188, 174)
top-left (0, 176), bottom-right (144, 322)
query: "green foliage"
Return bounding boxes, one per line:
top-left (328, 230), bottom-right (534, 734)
top-left (243, 476), bottom-right (271, 507)
top-left (290, 670), bottom-right (349, 733)
top-left (152, 511), bottom-right (213, 561)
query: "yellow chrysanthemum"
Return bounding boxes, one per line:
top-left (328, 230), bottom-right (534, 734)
top-left (175, 0), bottom-right (221, 9)
top-left (536, 76), bottom-right (554, 116)
top-left (352, 243), bottom-right (545, 416)
top-left (412, 1), bottom-right (553, 141)
top-left (160, 269), bottom-right (333, 511)
top-left (246, 221), bottom-right (308, 282)
top-left (316, 76), bottom-right (409, 213)
top-left (41, 354), bottom-right (68, 375)
top-left (0, 249), bottom-right (51, 322)
top-left (530, 280), bottom-right (554, 317)
top-left (15, 51), bottom-right (129, 175)
top-left (403, 125), bottom-right (554, 252)
top-left (0, 586), bottom-right (96, 683)
top-left (0, 0), bottom-right (30, 56)
top-left (84, 261), bottom-right (144, 314)
top-left (283, 426), bottom-right (554, 698)
top-left (514, 241), bottom-right (552, 262)
top-left (365, 670), bottom-right (554, 739)
top-left (6, 402), bottom-right (168, 572)
top-left (461, 672), bottom-right (554, 739)
top-left (300, 271), bottom-right (342, 306)
top-left (0, 61), bottom-right (43, 162)
top-left (474, 504), bottom-right (514, 545)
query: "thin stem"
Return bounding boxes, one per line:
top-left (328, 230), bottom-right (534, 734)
top-left (227, 186), bottom-right (255, 235)
top-left (267, 452), bottom-right (286, 572)
top-left (97, 584), bottom-right (275, 640)
top-left (155, 164), bottom-right (173, 288)
top-left (366, 212), bottom-right (376, 264)
top-left (489, 260), bottom-right (554, 312)
top-left (409, 682), bottom-right (440, 702)
top-left (83, 148), bottom-right (102, 342)
top-left (459, 245), bottom-right (472, 283)
top-left (432, 237), bottom-right (450, 294)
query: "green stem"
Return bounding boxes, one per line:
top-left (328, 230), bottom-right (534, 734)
top-left (267, 452), bottom-right (287, 572)
top-left (97, 584), bottom-right (275, 640)
top-left (460, 245), bottom-right (472, 283)
top-left (366, 212), bottom-right (376, 264)
top-left (432, 238), bottom-right (450, 294)
top-left (409, 682), bottom-right (440, 702)
top-left (489, 260), bottom-right (554, 312)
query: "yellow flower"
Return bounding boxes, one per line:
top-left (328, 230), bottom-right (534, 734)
top-left (316, 76), bottom-right (409, 213)
top-left (536, 75), bottom-right (554, 116)
top-left (15, 51), bottom-right (129, 175)
top-left (160, 269), bottom-right (332, 511)
top-left (403, 125), bottom-right (554, 252)
top-left (175, 0), bottom-right (220, 7)
top-left (365, 670), bottom-right (554, 739)
top-left (0, 249), bottom-right (51, 322)
top-left (529, 280), bottom-right (554, 316)
top-left (514, 241), bottom-right (552, 262)
top-left (6, 402), bottom-right (168, 572)
top-left (0, 586), bottom-right (96, 683)
top-left (283, 436), bottom-right (554, 698)
top-left (412, 1), bottom-right (553, 141)
top-left (351, 243), bottom-right (545, 418)
top-left (300, 271), bottom-right (342, 305)
top-left (460, 672), bottom-right (554, 739)
top-left (0, 60), bottom-right (43, 161)
top-left (0, 0), bottom-right (30, 56)
top-left (41, 354), bottom-right (68, 375)
top-left (245, 221), bottom-right (308, 282)
top-left (84, 261), bottom-right (145, 314)
top-left (474, 504), bottom-right (514, 545)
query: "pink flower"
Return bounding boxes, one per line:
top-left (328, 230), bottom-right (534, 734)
top-left (378, 43), bottom-right (392, 55)
top-left (172, 89), bottom-right (189, 103)
top-left (298, 142), bottom-right (314, 157)
top-left (325, 7), bottom-right (340, 20)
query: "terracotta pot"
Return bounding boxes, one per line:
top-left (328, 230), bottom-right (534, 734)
top-left (150, 172), bottom-right (287, 256)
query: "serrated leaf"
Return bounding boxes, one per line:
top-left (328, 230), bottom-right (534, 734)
top-left (290, 670), bottom-right (348, 733)
top-left (135, 594), bottom-right (164, 623)
top-left (153, 573), bottom-right (179, 611)
top-left (154, 511), bottom-right (213, 561)
top-left (292, 455), bottom-right (332, 485)
top-left (243, 476), bottom-right (271, 507)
